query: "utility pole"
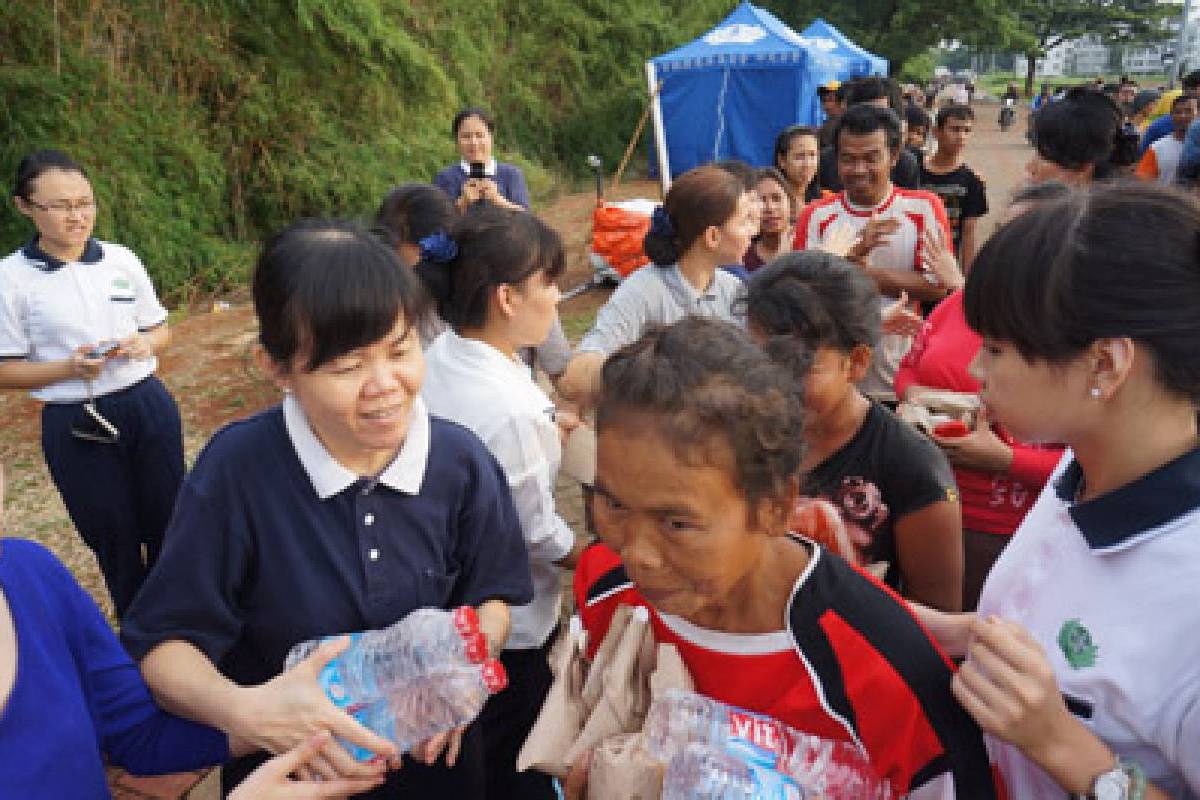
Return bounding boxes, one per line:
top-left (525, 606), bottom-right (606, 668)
top-left (1177, 0), bottom-right (1194, 85)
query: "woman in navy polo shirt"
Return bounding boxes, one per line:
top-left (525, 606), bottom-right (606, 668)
top-left (120, 219), bottom-right (535, 797)
top-left (433, 106), bottom-right (531, 212)
top-left (0, 149), bottom-right (183, 617)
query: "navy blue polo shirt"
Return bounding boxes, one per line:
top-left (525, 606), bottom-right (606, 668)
top-left (121, 396), bottom-right (534, 687)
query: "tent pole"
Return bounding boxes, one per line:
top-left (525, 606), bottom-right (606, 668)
top-left (645, 61), bottom-right (671, 197)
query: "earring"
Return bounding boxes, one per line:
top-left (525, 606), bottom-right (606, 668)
top-left (1089, 387), bottom-right (1101, 399)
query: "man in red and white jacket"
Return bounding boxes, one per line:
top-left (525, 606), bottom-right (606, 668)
top-left (794, 104), bottom-right (954, 398)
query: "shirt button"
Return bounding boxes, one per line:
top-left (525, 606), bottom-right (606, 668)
top-left (364, 513), bottom-right (375, 526)
top-left (368, 548), bottom-right (380, 561)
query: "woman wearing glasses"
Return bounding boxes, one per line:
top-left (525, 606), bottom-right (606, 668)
top-left (0, 149), bottom-right (182, 617)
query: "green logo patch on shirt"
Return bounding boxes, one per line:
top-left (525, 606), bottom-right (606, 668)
top-left (1057, 619), bottom-right (1098, 669)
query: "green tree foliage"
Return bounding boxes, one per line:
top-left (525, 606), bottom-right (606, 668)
top-left (760, 0), bottom-right (1005, 75)
top-left (962, 0), bottom-right (1175, 94)
top-left (1, 0), bottom-right (728, 300)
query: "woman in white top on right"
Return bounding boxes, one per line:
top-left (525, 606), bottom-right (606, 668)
top-left (920, 183), bottom-right (1200, 799)
top-left (558, 165), bottom-right (756, 410)
top-left (418, 205), bottom-right (588, 800)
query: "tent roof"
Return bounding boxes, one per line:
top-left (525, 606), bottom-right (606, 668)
top-left (797, 18), bottom-right (887, 75)
top-left (650, 1), bottom-right (845, 73)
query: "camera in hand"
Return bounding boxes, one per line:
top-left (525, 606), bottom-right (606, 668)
top-left (468, 161), bottom-right (487, 180)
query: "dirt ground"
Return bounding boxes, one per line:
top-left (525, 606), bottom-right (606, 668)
top-left (1, 103), bottom-right (1031, 651)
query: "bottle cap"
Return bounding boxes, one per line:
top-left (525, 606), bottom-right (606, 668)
top-left (480, 659), bottom-right (509, 693)
top-left (462, 630), bottom-right (489, 664)
top-left (452, 606), bottom-right (481, 638)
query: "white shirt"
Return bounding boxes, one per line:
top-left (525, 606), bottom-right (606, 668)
top-left (0, 238), bottom-right (167, 401)
top-left (1149, 135), bottom-right (1184, 185)
top-left (421, 331), bottom-right (573, 649)
top-left (978, 451), bottom-right (1200, 798)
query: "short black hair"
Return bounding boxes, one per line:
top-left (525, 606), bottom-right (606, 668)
top-left (1172, 94), bottom-right (1198, 112)
top-left (596, 317), bottom-right (804, 510)
top-left (375, 184), bottom-right (456, 247)
top-left (832, 104), bottom-right (903, 154)
top-left (1009, 180), bottom-right (1070, 207)
top-left (965, 184), bottom-right (1200, 403)
top-left (1031, 87), bottom-right (1131, 178)
top-left (451, 106), bottom-right (494, 137)
top-left (714, 159), bottom-right (757, 191)
top-left (254, 219), bottom-right (428, 372)
top-left (1184, 70), bottom-right (1200, 91)
top-left (844, 76), bottom-right (904, 115)
top-left (744, 251), bottom-right (881, 372)
top-left (13, 149), bottom-right (86, 200)
top-left (905, 105), bottom-right (931, 131)
top-left (414, 204), bottom-right (564, 331)
top-left (935, 103), bottom-right (974, 128)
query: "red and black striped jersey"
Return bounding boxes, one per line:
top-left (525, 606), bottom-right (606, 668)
top-left (574, 539), bottom-right (998, 799)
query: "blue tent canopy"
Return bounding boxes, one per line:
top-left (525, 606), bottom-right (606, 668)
top-left (646, 2), bottom-right (855, 184)
top-left (797, 18), bottom-right (888, 79)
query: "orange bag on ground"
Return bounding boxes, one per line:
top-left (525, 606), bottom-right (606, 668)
top-left (591, 204), bottom-right (651, 278)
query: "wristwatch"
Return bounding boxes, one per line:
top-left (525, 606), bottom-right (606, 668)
top-left (1075, 759), bottom-right (1147, 800)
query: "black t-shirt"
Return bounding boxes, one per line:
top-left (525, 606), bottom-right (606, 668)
top-left (918, 163), bottom-right (987, 255)
top-left (801, 402), bottom-right (957, 591)
top-left (818, 145), bottom-right (921, 193)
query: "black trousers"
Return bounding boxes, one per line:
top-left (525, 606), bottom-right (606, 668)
top-left (478, 636), bottom-right (558, 800)
top-left (220, 722), bottom-right (487, 798)
top-left (40, 376), bottom-right (184, 617)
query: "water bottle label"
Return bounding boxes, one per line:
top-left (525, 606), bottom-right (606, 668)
top-left (726, 708), bottom-right (792, 771)
top-left (316, 632), bottom-right (365, 711)
top-left (747, 762), bottom-right (805, 800)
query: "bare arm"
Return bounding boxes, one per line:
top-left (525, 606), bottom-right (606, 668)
top-left (894, 500), bottom-right (963, 612)
top-left (557, 352), bottom-right (605, 412)
top-left (959, 217), bottom-right (979, 272)
top-left (862, 265), bottom-right (947, 303)
top-left (477, 599), bottom-right (511, 658)
top-left (139, 638), bottom-right (396, 778)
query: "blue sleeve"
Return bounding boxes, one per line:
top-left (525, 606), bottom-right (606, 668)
top-left (451, 430), bottom-right (535, 608)
top-left (35, 544), bottom-right (231, 774)
top-left (1141, 115), bottom-right (1173, 155)
top-left (433, 166), bottom-right (464, 201)
top-left (502, 164), bottom-right (531, 210)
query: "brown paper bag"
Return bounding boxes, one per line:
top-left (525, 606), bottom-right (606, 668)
top-left (516, 617), bottom-right (589, 778)
top-left (580, 604), bottom-right (633, 712)
top-left (649, 642), bottom-right (694, 705)
top-left (585, 734), bottom-right (664, 800)
top-left (565, 606), bottom-right (653, 764)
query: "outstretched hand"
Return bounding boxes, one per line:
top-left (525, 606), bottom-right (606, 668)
top-left (237, 637), bottom-right (399, 782)
top-left (229, 731), bottom-right (387, 800)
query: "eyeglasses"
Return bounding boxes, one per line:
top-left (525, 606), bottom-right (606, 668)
top-left (24, 198), bottom-right (96, 215)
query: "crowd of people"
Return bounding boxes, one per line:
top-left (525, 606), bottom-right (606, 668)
top-left (1, 72), bottom-right (1198, 800)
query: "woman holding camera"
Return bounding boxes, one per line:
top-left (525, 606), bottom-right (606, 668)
top-left (434, 107), bottom-right (531, 212)
top-left (0, 149), bottom-right (182, 618)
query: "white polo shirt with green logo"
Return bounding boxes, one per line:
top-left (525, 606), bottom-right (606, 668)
top-left (977, 449), bottom-right (1200, 797)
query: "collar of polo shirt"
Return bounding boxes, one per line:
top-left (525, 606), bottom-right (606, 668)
top-left (282, 393), bottom-right (431, 499)
top-left (1055, 444), bottom-right (1200, 550)
top-left (21, 236), bottom-right (103, 272)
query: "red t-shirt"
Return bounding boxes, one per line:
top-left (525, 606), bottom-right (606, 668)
top-left (893, 290), bottom-right (1064, 534)
top-left (574, 541), bottom-right (998, 799)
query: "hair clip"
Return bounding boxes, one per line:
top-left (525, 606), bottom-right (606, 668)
top-left (650, 205), bottom-right (675, 239)
top-left (419, 231), bottom-right (458, 263)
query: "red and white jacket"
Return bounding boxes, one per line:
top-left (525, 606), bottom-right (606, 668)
top-left (793, 187), bottom-right (954, 280)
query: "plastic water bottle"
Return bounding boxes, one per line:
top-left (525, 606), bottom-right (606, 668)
top-left (282, 606), bottom-right (497, 761)
top-left (284, 606), bottom-right (490, 703)
top-left (361, 658), bottom-right (508, 754)
top-left (662, 742), bottom-right (800, 800)
top-left (645, 690), bottom-right (892, 800)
